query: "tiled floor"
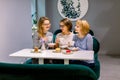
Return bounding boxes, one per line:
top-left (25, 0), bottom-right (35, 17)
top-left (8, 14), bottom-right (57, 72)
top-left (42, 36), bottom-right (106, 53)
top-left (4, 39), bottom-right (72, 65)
top-left (99, 54), bottom-right (120, 80)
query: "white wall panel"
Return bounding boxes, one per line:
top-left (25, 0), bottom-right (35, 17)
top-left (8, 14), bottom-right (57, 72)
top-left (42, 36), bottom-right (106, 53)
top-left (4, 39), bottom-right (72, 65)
top-left (0, 0), bottom-right (32, 63)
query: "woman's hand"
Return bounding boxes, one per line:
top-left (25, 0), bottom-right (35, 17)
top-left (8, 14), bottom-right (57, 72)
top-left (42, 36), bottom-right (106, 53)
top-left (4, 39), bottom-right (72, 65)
top-left (43, 37), bottom-right (48, 42)
top-left (55, 38), bottom-right (60, 43)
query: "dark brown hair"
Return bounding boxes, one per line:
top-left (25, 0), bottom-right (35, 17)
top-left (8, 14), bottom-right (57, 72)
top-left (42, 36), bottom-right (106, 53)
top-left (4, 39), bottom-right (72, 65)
top-left (60, 18), bottom-right (72, 31)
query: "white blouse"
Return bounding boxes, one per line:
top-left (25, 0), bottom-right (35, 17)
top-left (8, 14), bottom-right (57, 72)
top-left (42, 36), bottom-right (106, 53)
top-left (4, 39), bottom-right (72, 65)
top-left (56, 32), bottom-right (74, 46)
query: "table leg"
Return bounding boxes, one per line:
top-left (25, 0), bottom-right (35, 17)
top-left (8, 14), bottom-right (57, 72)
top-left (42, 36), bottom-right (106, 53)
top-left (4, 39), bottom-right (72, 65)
top-left (38, 58), bottom-right (44, 64)
top-left (64, 59), bottom-right (69, 64)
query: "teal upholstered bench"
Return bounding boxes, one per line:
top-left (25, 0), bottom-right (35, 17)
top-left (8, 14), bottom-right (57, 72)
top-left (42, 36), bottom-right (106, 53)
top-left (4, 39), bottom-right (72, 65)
top-left (0, 62), bottom-right (97, 80)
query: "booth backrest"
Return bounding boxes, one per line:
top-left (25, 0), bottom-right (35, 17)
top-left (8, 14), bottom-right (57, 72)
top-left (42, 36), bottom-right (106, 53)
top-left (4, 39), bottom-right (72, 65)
top-left (53, 29), bottom-right (62, 43)
top-left (93, 37), bottom-right (100, 54)
top-left (0, 62), bottom-right (97, 80)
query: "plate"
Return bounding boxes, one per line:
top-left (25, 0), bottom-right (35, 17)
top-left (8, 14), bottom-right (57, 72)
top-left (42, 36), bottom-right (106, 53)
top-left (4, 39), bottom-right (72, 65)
top-left (62, 50), bottom-right (73, 55)
top-left (68, 47), bottom-right (78, 51)
top-left (31, 50), bottom-right (41, 53)
top-left (60, 45), bottom-right (68, 49)
top-left (52, 50), bottom-right (61, 53)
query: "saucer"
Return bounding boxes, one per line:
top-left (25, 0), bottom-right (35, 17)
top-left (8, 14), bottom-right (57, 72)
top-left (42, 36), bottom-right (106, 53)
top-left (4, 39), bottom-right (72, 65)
top-left (52, 50), bottom-right (61, 53)
top-left (68, 47), bottom-right (78, 51)
top-left (62, 50), bottom-right (73, 55)
top-left (31, 50), bottom-right (41, 53)
top-left (60, 45), bottom-right (68, 49)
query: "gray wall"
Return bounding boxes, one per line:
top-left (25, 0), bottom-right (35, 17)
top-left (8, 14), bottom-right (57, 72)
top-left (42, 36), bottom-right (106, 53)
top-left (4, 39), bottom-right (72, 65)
top-left (46, 0), bottom-right (120, 55)
top-left (0, 0), bottom-right (32, 63)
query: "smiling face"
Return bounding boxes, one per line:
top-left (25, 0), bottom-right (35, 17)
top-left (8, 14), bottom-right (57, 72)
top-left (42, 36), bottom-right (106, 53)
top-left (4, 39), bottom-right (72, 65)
top-left (75, 21), bottom-right (82, 33)
top-left (75, 20), bottom-right (90, 36)
top-left (59, 22), bottom-right (69, 33)
top-left (42, 20), bottom-right (51, 32)
top-left (59, 18), bottom-right (72, 34)
top-left (37, 17), bottom-right (51, 37)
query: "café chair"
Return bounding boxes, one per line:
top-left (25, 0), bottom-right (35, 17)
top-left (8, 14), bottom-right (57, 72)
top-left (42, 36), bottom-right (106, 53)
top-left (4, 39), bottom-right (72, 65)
top-left (88, 29), bottom-right (94, 36)
top-left (92, 37), bottom-right (100, 79)
top-left (53, 29), bottom-right (62, 43)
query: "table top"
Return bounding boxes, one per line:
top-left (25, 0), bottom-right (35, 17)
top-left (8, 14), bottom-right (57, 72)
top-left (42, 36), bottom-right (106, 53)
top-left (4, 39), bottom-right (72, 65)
top-left (9, 49), bottom-right (94, 60)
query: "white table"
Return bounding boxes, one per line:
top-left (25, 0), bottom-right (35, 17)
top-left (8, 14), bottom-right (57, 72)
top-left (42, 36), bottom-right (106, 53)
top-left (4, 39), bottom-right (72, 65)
top-left (9, 49), bottom-right (94, 64)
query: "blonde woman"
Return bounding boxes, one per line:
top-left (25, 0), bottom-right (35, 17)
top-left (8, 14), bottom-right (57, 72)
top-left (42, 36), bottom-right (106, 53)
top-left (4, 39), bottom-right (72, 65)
top-left (70, 20), bottom-right (94, 69)
top-left (33, 17), bottom-right (53, 64)
top-left (33, 17), bottom-right (53, 49)
top-left (73, 20), bottom-right (93, 50)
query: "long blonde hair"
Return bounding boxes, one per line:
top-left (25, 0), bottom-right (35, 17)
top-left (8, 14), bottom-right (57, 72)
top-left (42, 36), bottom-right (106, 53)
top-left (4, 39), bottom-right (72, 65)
top-left (37, 17), bottom-right (50, 37)
top-left (76, 20), bottom-right (90, 36)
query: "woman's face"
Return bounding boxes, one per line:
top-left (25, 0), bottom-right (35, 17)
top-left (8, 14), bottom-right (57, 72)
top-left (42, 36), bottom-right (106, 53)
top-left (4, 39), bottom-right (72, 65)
top-left (59, 22), bottom-right (69, 33)
top-left (75, 23), bottom-right (81, 33)
top-left (42, 20), bottom-right (51, 32)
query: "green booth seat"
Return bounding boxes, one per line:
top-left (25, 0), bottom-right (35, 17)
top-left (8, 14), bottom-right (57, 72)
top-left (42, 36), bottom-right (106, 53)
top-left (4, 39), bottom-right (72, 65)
top-left (92, 37), bottom-right (100, 79)
top-left (0, 62), bottom-right (97, 80)
top-left (24, 58), bottom-right (32, 64)
top-left (53, 29), bottom-right (62, 43)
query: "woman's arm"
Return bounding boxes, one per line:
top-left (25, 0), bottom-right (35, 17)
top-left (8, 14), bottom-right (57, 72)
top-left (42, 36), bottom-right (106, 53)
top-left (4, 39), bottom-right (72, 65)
top-left (86, 34), bottom-right (93, 50)
top-left (32, 31), bottom-right (41, 48)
